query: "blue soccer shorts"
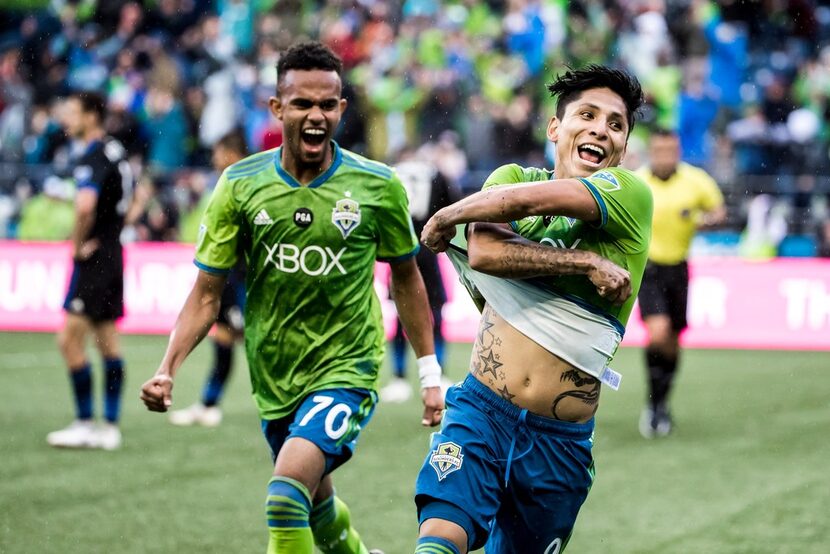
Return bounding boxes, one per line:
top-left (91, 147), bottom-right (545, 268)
top-left (415, 374), bottom-right (595, 553)
top-left (262, 387), bottom-right (378, 475)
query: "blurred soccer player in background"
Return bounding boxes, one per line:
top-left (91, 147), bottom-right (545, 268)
top-left (636, 129), bottom-right (725, 438)
top-left (381, 147), bottom-right (460, 403)
top-left (140, 42), bottom-right (443, 554)
top-left (418, 66), bottom-right (651, 553)
top-left (168, 129), bottom-right (249, 428)
top-left (48, 92), bottom-right (132, 451)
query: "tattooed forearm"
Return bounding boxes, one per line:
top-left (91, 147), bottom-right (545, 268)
top-left (495, 242), bottom-right (598, 279)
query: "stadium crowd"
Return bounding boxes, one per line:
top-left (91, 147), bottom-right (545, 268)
top-left (1, 0), bottom-right (829, 256)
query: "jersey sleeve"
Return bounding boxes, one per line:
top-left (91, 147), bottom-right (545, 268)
top-left (194, 171), bottom-right (240, 273)
top-left (578, 167), bottom-right (653, 253)
top-left (482, 164), bottom-right (529, 231)
top-left (376, 173), bottom-right (419, 263)
top-left (73, 151), bottom-right (109, 194)
top-left (483, 164), bottom-right (526, 189)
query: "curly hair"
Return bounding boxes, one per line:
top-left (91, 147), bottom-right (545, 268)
top-left (547, 65), bottom-right (644, 133)
top-left (277, 41), bottom-right (343, 91)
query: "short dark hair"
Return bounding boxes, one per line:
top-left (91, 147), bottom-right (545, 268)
top-left (277, 41), bottom-right (342, 91)
top-left (215, 128), bottom-right (250, 157)
top-left (547, 65), bottom-right (644, 133)
top-left (70, 91), bottom-right (107, 122)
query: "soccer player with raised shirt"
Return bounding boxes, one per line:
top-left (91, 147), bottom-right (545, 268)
top-left (140, 42), bottom-right (443, 554)
top-left (417, 66), bottom-right (652, 553)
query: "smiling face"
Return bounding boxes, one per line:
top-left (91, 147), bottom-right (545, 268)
top-left (547, 87), bottom-right (630, 179)
top-left (270, 69), bottom-right (346, 179)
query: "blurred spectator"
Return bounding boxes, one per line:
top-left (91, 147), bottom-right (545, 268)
top-left (381, 144), bottom-right (460, 403)
top-left (696, 0), bottom-right (748, 123)
top-left (491, 92), bottom-right (541, 167)
top-left (1, 0), bottom-right (829, 253)
top-left (143, 87), bottom-right (188, 173)
top-left (677, 60), bottom-right (719, 168)
top-left (23, 100), bottom-right (67, 164)
top-left (124, 174), bottom-right (180, 243)
top-left (0, 44), bottom-right (32, 162)
top-left (17, 176), bottom-right (75, 241)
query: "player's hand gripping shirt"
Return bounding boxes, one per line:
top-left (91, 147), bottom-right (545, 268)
top-left (447, 165), bottom-right (653, 387)
top-left (195, 144), bottom-right (418, 419)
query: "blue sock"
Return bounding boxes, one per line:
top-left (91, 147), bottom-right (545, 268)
top-left (435, 338), bottom-right (445, 370)
top-left (415, 536), bottom-right (461, 554)
top-left (69, 363), bottom-right (93, 420)
top-left (103, 357), bottom-right (124, 423)
top-left (393, 322), bottom-right (407, 378)
top-left (202, 342), bottom-right (233, 407)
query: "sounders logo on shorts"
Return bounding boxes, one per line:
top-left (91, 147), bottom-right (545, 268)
top-left (332, 192), bottom-right (361, 239)
top-left (429, 441), bottom-right (464, 481)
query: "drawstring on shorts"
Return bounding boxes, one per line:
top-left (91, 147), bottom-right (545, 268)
top-left (504, 408), bottom-right (535, 486)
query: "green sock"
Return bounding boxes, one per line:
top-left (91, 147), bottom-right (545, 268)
top-left (310, 495), bottom-right (369, 554)
top-left (266, 476), bottom-right (314, 554)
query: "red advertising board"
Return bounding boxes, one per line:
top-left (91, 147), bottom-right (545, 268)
top-left (2, 241), bottom-right (829, 350)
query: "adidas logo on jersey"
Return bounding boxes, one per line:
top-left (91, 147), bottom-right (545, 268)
top-left (254, 209), bottom-right (274, 225)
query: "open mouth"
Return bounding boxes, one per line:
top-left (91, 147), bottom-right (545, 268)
top-left (578, 144), bottom-right (606, 165)
top-left (301, 128), bottom-right (327, 147)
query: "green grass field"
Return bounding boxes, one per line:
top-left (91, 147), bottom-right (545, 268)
top-left (1, 332), bottom-right (828, 553)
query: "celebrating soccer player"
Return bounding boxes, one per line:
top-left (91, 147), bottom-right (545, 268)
top-left (140, 42), bottom-right (443, 554)
top-left (417, 65), bottom-right (652, 553)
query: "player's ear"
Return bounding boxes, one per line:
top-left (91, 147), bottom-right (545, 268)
top-left (339, 98), bottom-right (348, 115)
top-left (546, 116), bottom-right (560, 142)
top-left (269, 96), bottom-right (283, 121)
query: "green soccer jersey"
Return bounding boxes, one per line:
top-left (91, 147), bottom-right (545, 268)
top-left (483, 164), bottom-right (653, 328)
top-left (195, 143), bottom-right (418, 419)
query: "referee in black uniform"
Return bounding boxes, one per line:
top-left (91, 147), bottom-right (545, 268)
top-left (47, 92), bottom-right (132, 450)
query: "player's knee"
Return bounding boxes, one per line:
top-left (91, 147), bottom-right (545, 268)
top-left (57, 331), bottom-right (81, 362)
top-left (648, 334), bottom-right (678, 357)
top-left (266, 476), bottom-right (312, 528)
top-left (56, 331), bottom-right (69, 355)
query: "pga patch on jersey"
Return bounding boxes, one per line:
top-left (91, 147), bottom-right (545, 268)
top-left (429, 441), bottom-right (464, 481)
top-left (331, 196), bottom-right (361, 239)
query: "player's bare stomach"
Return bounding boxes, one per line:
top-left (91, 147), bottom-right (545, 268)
top-left (470, 304), bottom-right (600, 423)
